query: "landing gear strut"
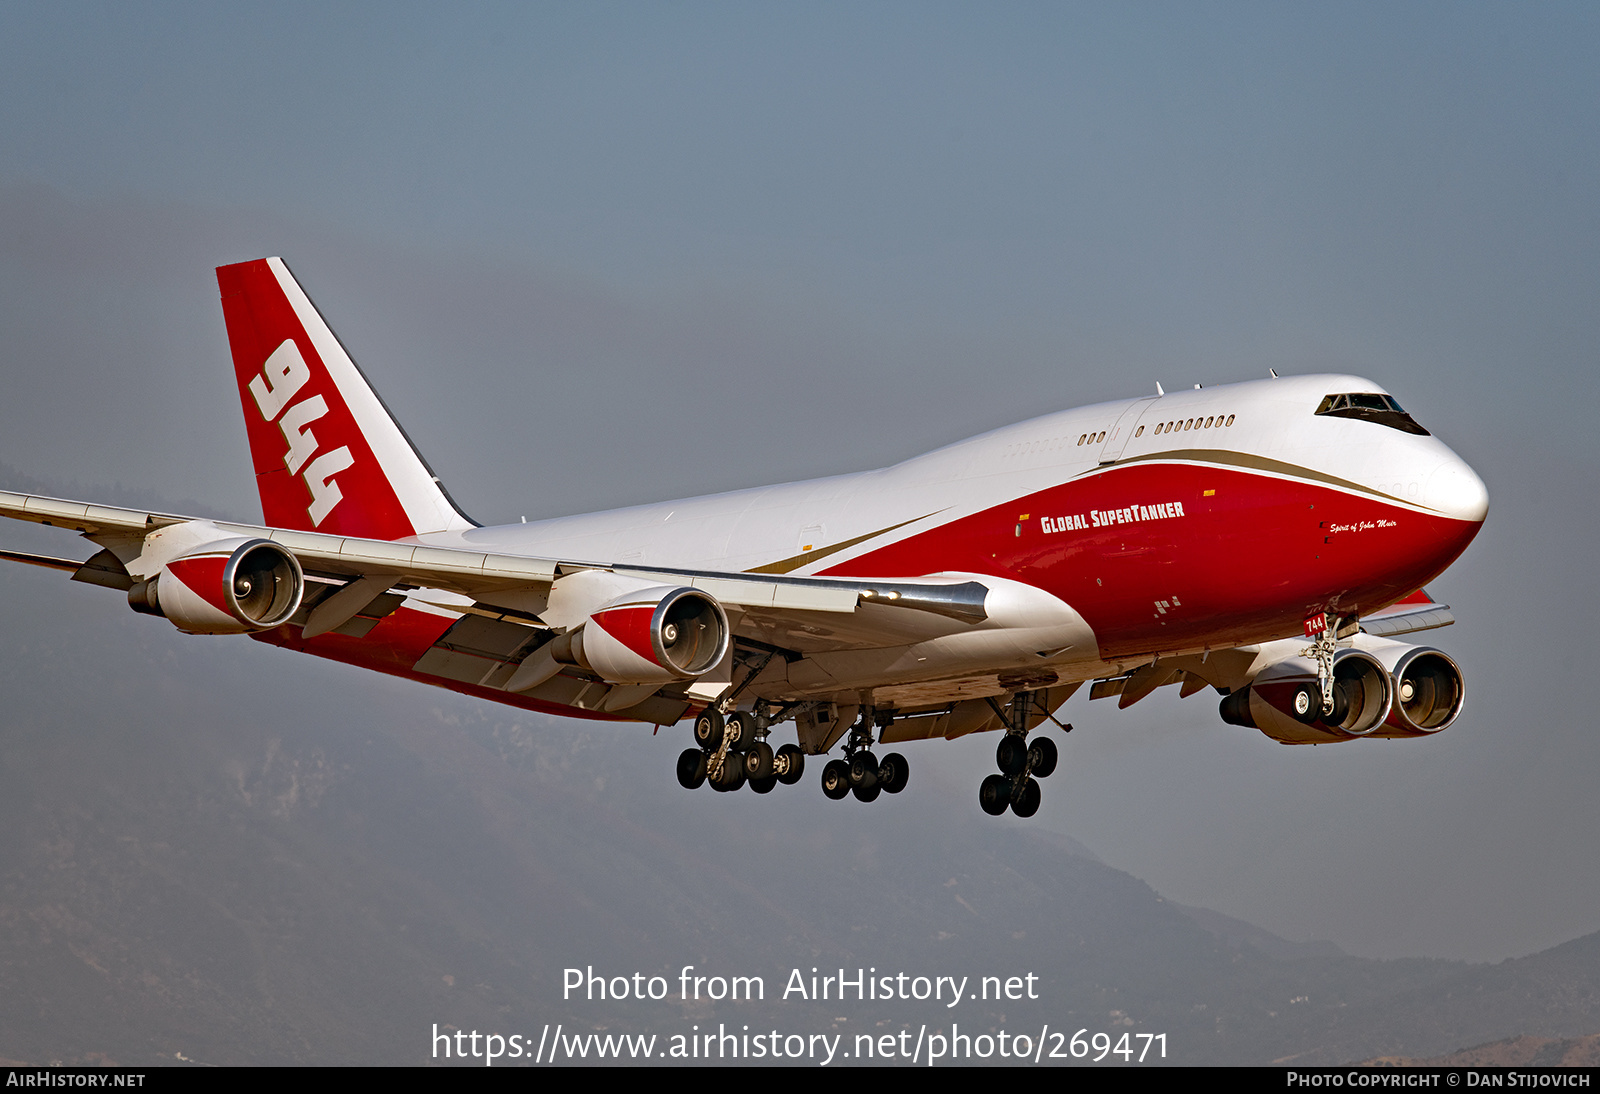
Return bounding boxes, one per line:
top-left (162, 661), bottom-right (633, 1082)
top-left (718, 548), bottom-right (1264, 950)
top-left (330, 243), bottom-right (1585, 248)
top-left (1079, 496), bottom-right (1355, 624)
top-left (1302, 612), bottom-right (1357, 721)
top-left (675, 697), bottom-right (914, 804)
top-left (978, 690), bottom-right (1066, 818)
top-left (818, 704), bottom-right (909, 804)
top-left (1303, 619), bottom-right (1340, 719)
top-left (677, 703), bottom-right (806, 796)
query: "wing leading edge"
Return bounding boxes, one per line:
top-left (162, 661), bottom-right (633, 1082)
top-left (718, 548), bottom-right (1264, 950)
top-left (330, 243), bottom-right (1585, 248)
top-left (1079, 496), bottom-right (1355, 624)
top-left (0, 487), bottom-right (996, 656)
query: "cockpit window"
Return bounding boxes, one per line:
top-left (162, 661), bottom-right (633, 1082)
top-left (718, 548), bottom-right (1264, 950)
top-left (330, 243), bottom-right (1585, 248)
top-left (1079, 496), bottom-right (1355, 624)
top-left (1314, 392), bottom-right (1430, 435)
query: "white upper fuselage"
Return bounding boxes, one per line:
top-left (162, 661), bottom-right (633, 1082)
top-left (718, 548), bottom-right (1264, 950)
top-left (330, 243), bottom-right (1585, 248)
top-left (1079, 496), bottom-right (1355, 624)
top-left (425, 373), bottom-right (1487, 580)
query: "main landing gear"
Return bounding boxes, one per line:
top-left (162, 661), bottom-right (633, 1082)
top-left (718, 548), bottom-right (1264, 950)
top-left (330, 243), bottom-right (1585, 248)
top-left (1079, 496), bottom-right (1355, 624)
top-left (819, 707), bottom-right (909, 804)
top-left (676, 708), bottom-right (806, 795)
top-left (978, 690), bottom-right (1067, 819)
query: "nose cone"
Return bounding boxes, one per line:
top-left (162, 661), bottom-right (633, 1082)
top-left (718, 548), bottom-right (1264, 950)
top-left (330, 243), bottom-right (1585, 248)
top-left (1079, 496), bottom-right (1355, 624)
top-left (1424, 457), bottom-right (1489, 524)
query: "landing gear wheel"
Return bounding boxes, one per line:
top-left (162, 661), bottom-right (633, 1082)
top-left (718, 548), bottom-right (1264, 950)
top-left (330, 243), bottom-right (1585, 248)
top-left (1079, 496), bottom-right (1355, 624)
top-left (849, 750), bottom-right (879, 789)
top-left (709, 754), bottom-right (746, 792)
top-left (1027, 737), bottom-right (1058, 778)
top-left (852, 781), bottom-right (882, 803)
top-left (979, 774), bottom-right (1011, 816)
top-left (774, 744), bottom-right (805, 785)
top-left (1011, 777), bottom-right (1041, 818)
top-left (821, 759), bottom-right (852, 800)
top-left (743, 741), bottom-right (775, 781)
top-left (1290, 684), bottom-right (1319, 724)
top-left (878, 752), bottom-right (910, 794)
top-left (1325, 683), bottom-right (1351, 726)
top-left (996, 734), bottom-right (1029, 775)
top-left (676, 748), bottom-right (707, 789)
top-left (693, 708), bottom-right (726, 749)
top-left (749, 775), bottom-right (778, 794)
top-left (725, 711), bottom-right (758, 752)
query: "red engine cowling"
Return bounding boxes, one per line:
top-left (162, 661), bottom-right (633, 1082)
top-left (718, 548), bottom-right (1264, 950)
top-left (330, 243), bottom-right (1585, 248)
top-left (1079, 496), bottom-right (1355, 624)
top-left (549, 585), bottom-right (729, 685)
top-left (1219, 647), bottom-right (1395, 744)
top-left (128, 538), bottom-right (304, 635)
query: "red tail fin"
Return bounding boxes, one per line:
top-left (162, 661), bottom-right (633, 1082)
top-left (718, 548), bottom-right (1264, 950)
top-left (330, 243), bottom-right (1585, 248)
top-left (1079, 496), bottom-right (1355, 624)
top-left (217, 258), bottom-right (474, 540)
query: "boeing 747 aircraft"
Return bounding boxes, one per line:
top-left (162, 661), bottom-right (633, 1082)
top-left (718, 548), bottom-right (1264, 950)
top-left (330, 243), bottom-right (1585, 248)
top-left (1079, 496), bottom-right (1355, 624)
top-left (0, 259), bottom-right (1488, 817)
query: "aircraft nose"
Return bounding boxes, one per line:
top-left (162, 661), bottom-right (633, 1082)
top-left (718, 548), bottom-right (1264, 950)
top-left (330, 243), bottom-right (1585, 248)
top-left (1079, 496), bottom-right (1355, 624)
top-left (1424, 457), bottom-right (1488, 523)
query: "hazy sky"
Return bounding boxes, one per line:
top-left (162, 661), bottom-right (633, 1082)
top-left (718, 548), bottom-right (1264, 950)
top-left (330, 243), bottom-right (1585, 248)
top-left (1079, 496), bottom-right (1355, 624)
top-left (1, 2), bottom-right (1597, 963)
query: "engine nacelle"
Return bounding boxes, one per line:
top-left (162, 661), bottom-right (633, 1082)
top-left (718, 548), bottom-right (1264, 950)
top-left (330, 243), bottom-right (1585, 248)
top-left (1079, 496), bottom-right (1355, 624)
top-left (1219, 647), bottom-right (1394, 744)
top-left (549, 584), bottom-right (730, 685)
top-left (1349, 634), bottom-right (1465, 737)
top-left (128, 538), bottom-right (304, 635)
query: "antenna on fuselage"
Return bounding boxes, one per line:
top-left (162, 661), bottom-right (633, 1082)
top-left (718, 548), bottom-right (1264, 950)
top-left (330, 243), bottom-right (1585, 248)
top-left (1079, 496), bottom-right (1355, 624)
top-left (1269, 368), bottom-right (1279, 378)
top-left (1155, 382), bottom-right (1165, 396)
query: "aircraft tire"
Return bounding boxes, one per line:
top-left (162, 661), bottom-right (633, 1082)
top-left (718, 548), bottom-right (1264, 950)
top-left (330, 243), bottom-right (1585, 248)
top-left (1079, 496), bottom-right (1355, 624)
top-left (694, 709), bottom-right (726, 750)
top-left (849, 750), bottom-right (879, 788)
top-left (725, 711), bottom-right (758, 752)
top-left (749, 774), bottom-right (778, 794)
top-left (1290, 684), bottom-right (1319, 724)
top-left (979, 774), bottom-right (1011, 816)
top-left (996, 734), bottom-right (1028, 775)
top-left (1326, 683), bottom-right (1352, 726)
top-left (774, 744), bottom-right (805, 785)
top-left (821, 759), bottom-right (852, 800)
top-left (852, 781), bottom-right (881, 803)
top-left (676, 748), bottom-right (708, 790)
top-left (1027, 737), bottom-right (1058, 779)
top-left (744, 741), bottom-right (775, 781)
top-left (879, 752), bottom-right (910, 794)
top-left (1011, 778), bottom-right (1041, 818)
top-left (709, 755), bottom-right (746, 792)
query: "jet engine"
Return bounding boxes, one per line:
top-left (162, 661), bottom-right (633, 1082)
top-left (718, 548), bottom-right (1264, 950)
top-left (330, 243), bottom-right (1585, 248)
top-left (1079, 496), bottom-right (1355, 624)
top-left (547, 584), bottom-right (730, 685)
top-left (128, 538), bottom-right (304, 635)
top-left (1219, 647), bottom-right (1394, 744)
top-left (1353, 635), bottom-right (1465, 737)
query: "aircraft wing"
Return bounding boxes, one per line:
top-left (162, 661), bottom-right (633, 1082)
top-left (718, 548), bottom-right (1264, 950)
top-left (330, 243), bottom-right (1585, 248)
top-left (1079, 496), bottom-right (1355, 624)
top-left (1358, 588), bottom-right (1454, 636)
top-left (0, 491), bottom-right (189, 537)
top-left (0, 488), bottom-right (989, 644)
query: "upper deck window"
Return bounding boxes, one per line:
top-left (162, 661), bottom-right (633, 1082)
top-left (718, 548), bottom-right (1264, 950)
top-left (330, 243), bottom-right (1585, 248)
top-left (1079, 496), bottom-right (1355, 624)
top-left (1314, 392), bottom-right (1430, 435)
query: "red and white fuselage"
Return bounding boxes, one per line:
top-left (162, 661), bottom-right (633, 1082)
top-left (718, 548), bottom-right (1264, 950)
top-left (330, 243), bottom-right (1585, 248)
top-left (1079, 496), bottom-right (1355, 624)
top-left (404, 373), bottom-right (1486, 696)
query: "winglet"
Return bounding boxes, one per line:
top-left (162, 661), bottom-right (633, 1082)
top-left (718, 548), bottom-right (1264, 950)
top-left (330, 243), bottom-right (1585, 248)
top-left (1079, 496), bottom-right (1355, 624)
top-left (217, 258), bottom-right (475, 540)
